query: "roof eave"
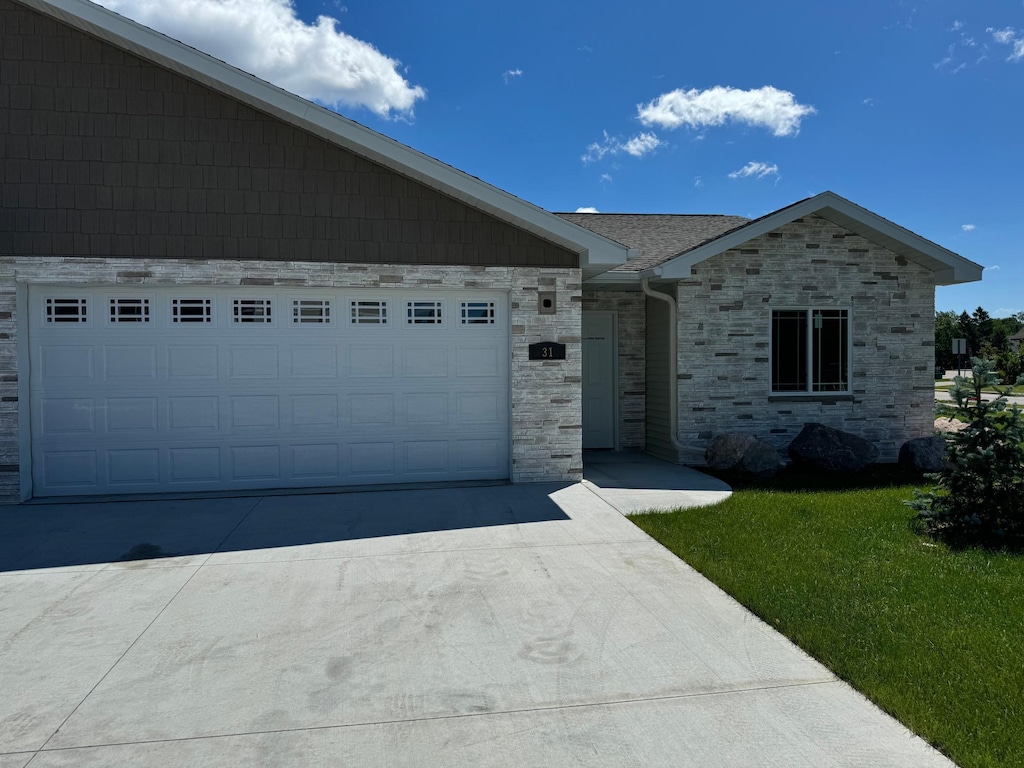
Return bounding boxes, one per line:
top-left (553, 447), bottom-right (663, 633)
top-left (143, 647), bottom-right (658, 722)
top-left (18, 0), bottom-right (629, 272)
top-left (647, 191), bottom-right (983, 286)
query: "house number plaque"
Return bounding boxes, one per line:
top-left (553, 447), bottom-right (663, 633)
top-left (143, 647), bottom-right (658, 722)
top-left (528, 341), bottom-right (566, 360)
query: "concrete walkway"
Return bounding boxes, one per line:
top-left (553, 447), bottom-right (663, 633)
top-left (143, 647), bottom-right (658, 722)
top-left (0, 463), bottom-right (953, 767)
top-left (583, 450), bottom-right (732, 514)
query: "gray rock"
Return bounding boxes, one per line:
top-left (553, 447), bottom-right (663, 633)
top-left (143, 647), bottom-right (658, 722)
top-left (899, 435), bottom-right (948, 473)
top-left (787, 422), bottom-right (879, 472)
top-left (705, 433), bottom-right (781, 478)
top-left (740, 439), bottom-right (782, 478)
top-left (934, 417), bottom-right (968, 434)
top-left (705, 433), bottom-right (755, 470)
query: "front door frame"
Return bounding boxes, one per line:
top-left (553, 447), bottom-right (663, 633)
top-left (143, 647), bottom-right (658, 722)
top-left (582, 310), bottom-right (618, 451)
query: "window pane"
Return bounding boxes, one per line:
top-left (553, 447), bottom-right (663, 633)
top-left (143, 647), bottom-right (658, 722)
top-left (812, 310), bottom-right (849, 392)
top-left (771, 310), bottom-right (807, 392)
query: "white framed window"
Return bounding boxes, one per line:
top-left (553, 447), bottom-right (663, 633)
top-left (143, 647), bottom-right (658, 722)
top-left (293, 299), bottom-right (331, 324)
top-left (351, 300), bottom-right (388, 325)
top-left (233, 299), bottom-right (272, 323)
top-left (460, 301), bottom-right (496, 325)
top-left (172, 298), bottom-right (212, 323)
top-left (771, 308), bottom-right (851, 394)
top-left (109, 298), bottom-right (150, 323)
top-left (406, 300), bottom-right (443, 325)
top-left (46, 297), bottom-right (88, 323)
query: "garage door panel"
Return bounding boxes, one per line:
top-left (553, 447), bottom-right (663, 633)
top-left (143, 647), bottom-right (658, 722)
top-left (289, 347), bottom-right (337, 378)
top-left (29, 287), bottom-right (509, 496)
top-left (169, 447), bottom-right (222, 483)
top-left (229, 346), bottom-right (278, 379)
top-left (290, 444), bottom-right (339, 479)
top-left (107, 449), bottom-right (160, 485)
top-left (106, 397), bottom-right (159, 432)
top-left (104, 346), bottom-right (157, 380)
top-left (40, 398), bottom-right (96, 434)
top-left (40, 345), bottom-right (94, 382)
top-left (167, 345), bottom-right (218, 379)
top-left (291, 395), bottom-right (339, 427)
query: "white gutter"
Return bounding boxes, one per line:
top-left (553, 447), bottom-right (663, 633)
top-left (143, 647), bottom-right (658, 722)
top-left (641, 278), bottom-right (686, 455)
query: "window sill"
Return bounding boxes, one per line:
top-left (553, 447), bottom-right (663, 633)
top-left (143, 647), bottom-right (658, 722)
top-left (768, 394), bottom-right (855, 403)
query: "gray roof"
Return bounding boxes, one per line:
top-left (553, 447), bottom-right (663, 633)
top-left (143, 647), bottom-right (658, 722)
top-left (555, 213), bottom-right (750, 272)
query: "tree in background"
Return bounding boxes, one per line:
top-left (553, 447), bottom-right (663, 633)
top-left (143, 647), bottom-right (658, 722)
top-left (934, 308), bottom-right (1022, 372)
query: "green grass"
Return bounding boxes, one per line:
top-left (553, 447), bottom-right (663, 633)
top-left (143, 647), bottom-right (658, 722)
top-left (630, 468), bottom-right (1024, 768)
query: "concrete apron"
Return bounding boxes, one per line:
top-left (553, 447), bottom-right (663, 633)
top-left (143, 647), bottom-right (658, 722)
top-left (0, 470), bottom-right (952, 767)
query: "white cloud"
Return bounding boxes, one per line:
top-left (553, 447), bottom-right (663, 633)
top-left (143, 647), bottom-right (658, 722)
top-left (600, 173), bottom-right (613, 183)
top-left (988, 26), bottom-right (1024, 61)
top-left (962, 224), bottom-right (976, 232)
top-left (95, 0), bottom-right (426, 118)
top-left (985, 265), bottom-right (1000, 271)
top-left (637, 85), bottom-right (816, 137)
top-left (863, 97), bottom-right (875, 106)
top-left (621, 132), bottom-right (663, 157)
top-left (951, 20), bottom-right (964, 31)
top-left (502, 68), bottom-right (523, 84)
top-left (575, 207), bottom-right (599, 213)
top-left (582, 131), bottom-right (662, 163)
top-left (728, 161), bottom-right (779, 180)
top-left (694, 176), bottom-right (704, 188)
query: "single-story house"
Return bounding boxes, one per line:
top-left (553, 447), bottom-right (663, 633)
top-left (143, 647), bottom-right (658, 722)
top-left (0, 0), bottom-right (983, 502)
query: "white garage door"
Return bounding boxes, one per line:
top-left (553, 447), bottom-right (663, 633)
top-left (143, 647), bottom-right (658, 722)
top-left (28, 286), bottom-right (509, 497)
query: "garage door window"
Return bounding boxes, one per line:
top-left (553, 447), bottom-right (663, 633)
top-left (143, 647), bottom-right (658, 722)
top-left (46, 298), bottom-right (88, 323)
top-left (351, 300), bottom-right (388, 325)
top-left (172, 299), bottom-right (212, 323)
top-left (234, 299), bottom-right (272, 323)
top-left (109, 298), bottom-right (150, 323)
top-left (407, 300), bottom-right (443, 325)
top-left (461, 301), bottom-right (495, 325)
top-left (293, 299), bottom-right (331, 324)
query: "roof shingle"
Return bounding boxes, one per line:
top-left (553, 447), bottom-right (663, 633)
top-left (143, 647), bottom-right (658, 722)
top-left (555, 213), bottom-right (751, 272)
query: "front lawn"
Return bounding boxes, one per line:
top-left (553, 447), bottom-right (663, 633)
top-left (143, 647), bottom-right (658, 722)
top-left (630, 468), bottom-right (1024, 768)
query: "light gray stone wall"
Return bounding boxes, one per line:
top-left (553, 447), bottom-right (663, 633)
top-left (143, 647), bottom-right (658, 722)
top-left (582, 291), bottom-right (645, 449)
top-left (676, 215), bottom-right (936, 463)
top-left (0, 258), bottom-right (583, 501)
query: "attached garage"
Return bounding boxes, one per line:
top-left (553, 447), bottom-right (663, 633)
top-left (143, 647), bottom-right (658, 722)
top-left (0, 0), bottom-right (630, 502)
top-left (28, 286), bottom-right (509, 496)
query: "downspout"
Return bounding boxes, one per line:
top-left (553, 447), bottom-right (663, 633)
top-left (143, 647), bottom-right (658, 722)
top-left (641, 278), bottom-right (687, 455)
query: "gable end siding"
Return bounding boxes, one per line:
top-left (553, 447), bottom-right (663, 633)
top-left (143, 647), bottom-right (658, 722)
top-left (675, 214), bottom-right (935, 462)
top-left (0, 0), bottom-right (576, 268)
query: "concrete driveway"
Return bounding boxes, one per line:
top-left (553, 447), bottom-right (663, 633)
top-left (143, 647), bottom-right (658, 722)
top-left (1, 458), bottom-right (952, 766)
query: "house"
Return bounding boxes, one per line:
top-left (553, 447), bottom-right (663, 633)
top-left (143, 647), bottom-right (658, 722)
top-left (1010, 328), bottom-right (1024, 352)
top-left (0, 0), bottom-right (983, 502)
top-left (562, 201), bottom-right (981, 463)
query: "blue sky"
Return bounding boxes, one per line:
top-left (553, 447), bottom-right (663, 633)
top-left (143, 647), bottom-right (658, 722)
top-left (96, 0), bottom-right (1023, 317)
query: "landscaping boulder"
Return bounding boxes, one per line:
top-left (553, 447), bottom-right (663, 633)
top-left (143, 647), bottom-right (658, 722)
top-left (705, 433), bottom-right (755, 470)
top-left (899, 435), bottom-right (948, 473)
top-left (706, 433), bottom-right (781, 478)
top-left (934, 416), bottom-right (968, 434)
top-left (787, 423), bottom-right (879, 472)
top-left (739, 439), bottom-right (782, 479)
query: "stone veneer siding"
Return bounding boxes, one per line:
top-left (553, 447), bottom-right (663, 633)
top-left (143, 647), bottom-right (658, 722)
top-left (581, 291), bottom-right (645, 449)
top-left (676, 214), bottom-right (935, 462)
top-left (0, 259), bottom-right (583, 501)
top-left (0, 0), bottom-right (575, 269)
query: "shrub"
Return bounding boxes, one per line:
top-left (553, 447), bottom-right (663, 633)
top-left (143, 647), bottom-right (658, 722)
top-left (909, 357), bottom-right (1024, 544)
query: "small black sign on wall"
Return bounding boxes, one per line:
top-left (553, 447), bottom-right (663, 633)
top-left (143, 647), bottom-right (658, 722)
top-left (528, 341), bottom-right (566, 361)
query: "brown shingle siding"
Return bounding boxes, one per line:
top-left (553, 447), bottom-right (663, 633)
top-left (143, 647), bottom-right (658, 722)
top-left (0, 0), bottom-right (574, 268)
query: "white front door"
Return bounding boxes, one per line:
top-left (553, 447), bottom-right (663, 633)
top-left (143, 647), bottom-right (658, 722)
top-left (582, 312), bottom-right (615, 449)
top-left (27, 286), bottom-right (510, 496)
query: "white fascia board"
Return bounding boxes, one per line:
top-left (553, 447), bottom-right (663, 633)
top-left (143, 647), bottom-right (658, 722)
top-left (644, 191), bottom-right (983, 286)
top-left (20, 0), bottom-right (629, 271)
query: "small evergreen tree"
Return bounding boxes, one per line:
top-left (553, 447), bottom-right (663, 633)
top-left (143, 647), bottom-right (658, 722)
top-left (910, 358), bottom-right (1024, 544)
